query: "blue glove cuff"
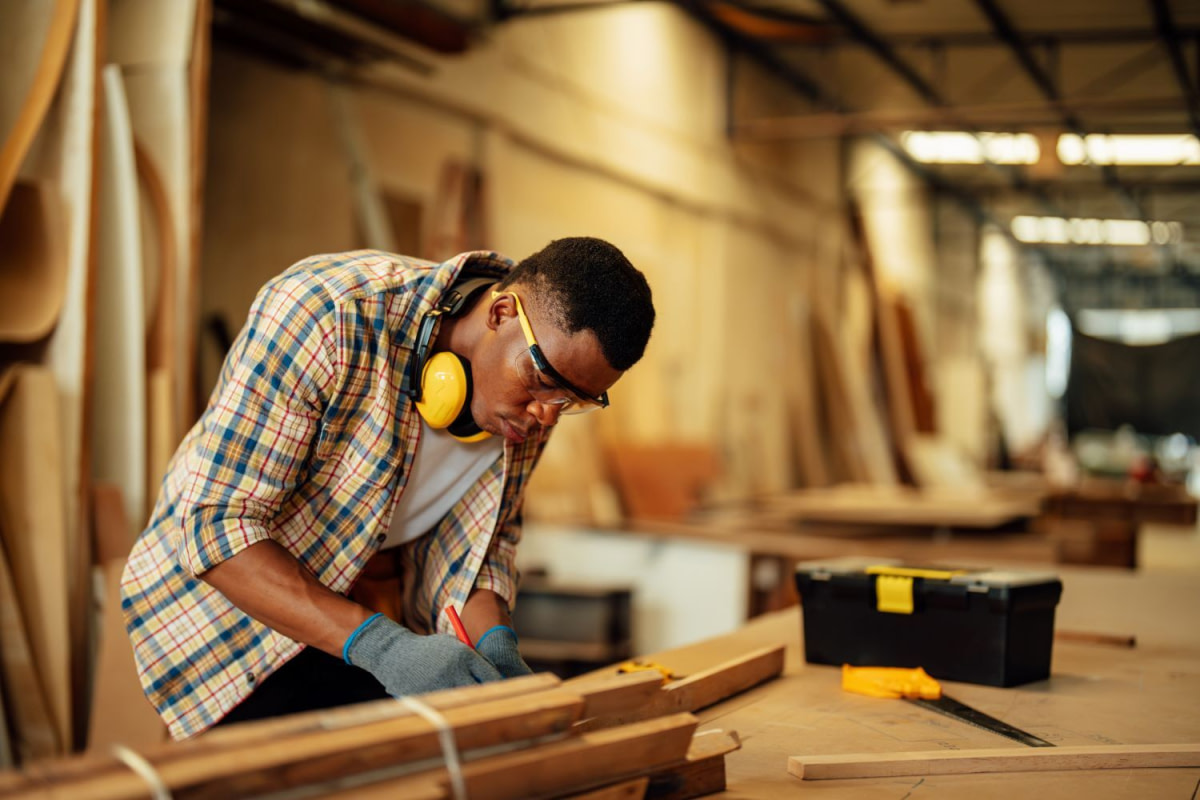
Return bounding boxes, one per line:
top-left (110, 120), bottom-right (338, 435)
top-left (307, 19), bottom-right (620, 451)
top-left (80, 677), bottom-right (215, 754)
top-left (343, 612), bottom-right (384, 664)
top-left (475, 624), bottom-right (517, 651)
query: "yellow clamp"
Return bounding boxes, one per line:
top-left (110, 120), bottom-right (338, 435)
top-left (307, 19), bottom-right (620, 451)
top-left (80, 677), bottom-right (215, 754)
top-left (616, 660), bottom-right (677, 683)
top-left (841, 664), bottom-right (943, 700)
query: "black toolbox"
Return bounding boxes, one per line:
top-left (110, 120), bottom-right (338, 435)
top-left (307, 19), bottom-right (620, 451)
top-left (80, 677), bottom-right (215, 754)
top-left (794, 557), bottom-right (1063, 687)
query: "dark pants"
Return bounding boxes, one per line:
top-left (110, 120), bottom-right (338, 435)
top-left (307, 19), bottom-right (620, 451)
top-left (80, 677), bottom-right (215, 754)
top-left (212, 646), bottom-right (391, 728)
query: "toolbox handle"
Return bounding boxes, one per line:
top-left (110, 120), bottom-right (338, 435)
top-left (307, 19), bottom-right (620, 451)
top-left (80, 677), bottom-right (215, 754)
top-left (865, 565), bottom-right (967, 580)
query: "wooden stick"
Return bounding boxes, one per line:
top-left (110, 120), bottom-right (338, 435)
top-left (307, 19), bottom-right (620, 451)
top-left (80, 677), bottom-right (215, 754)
top-left (1055, 629), bottom-right (1137, 648)
top-left (788, 743), bottom-right (1200, 781)
top-left (573, 645), bottom-right (785, 731)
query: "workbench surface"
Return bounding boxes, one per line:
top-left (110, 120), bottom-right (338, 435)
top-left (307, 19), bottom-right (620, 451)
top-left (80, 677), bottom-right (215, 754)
top-left (634, 567), bottom-right (1200, 798)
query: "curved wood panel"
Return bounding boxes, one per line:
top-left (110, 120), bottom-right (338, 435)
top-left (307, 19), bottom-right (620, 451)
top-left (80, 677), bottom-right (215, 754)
top-left (0, 0), bottom-right (78, 214)
top-left (0, 180), bottom-right (67, 342)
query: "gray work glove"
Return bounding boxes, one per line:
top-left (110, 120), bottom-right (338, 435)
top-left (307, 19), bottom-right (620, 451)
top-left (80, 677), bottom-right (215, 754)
top-left (475, 625), bottom-right (533, 679)
top-left (344, 614), bottom-right (502, 696)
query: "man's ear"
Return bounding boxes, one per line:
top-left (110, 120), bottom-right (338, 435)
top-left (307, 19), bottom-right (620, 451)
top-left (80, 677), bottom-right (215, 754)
top-left (486, 291), bottom-right (518, 332)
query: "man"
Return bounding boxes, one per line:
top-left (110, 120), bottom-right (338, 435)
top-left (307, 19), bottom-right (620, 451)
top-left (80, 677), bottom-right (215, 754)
top-left (121, 237), bottom-right (655, 739)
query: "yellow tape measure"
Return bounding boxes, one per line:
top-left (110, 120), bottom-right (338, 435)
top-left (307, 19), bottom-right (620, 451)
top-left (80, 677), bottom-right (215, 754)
top-left (616, 660), bottom-right (678, 683)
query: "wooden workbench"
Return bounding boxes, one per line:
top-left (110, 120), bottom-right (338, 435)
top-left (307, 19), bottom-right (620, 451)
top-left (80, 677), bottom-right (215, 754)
top-left (623, 567), bottom-right (1200, 798)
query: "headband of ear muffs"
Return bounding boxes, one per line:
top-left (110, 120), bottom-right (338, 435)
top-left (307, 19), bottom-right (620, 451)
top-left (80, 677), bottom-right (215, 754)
top-left (406, 276), bottom-right (497, 443)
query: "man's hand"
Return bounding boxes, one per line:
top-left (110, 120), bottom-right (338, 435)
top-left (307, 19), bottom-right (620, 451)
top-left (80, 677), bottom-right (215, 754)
top-left (345, 614), bottom-right (502, 695)
top-left (475, 625), bottom-right (533, 679)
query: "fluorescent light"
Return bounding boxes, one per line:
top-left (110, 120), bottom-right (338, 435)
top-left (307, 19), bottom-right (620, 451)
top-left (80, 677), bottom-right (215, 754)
top-left (902, 131), bottom-right (1040, 164)
top-left (1045, 307), bottom-right (1071, 399)
top-left (1010, 215), bottom-right (1183, 245)
top-left (1077, 309), bottom-right (1200, 345)
top-left (1057, 134), bottom-right (1200, 166)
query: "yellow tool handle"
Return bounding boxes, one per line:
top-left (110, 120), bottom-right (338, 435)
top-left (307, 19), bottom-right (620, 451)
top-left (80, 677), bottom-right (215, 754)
top-left (841, 664), bottom-right (943, 699)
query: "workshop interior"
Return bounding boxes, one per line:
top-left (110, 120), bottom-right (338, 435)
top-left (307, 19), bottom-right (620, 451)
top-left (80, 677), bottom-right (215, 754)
top-left (0, 0), bottom-right (1198, 796)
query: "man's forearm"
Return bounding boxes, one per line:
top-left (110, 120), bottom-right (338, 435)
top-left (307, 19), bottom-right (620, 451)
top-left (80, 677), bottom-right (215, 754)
top-left (460, 589), bottom-right (512, 644)
top-left (200, 539), bottom-right (373, 656)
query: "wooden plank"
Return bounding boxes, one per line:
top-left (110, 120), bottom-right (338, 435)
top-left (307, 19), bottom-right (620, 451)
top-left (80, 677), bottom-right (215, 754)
top-left (0, 669), bottom-right (11, 769)
top-left (199, 673), bottom-right (562, 749)
top-left (615, 517), bottom-right (1058, 565)
top-left (121, 65), bottom-right (191, 437)
top-left (569, 670), bottom-right (664, 718)
top-left (93, 65), bottom-right (146, 535)
top-left (325, 713), bottom-right (700, 800)
top-left (0, 0), bottom-right (78, 213)
top-left (564, 776), bottom-right (649, 800)
top-left (645, 729), bottom-right (741, 800)
top-left (6, 689), bottom-right (586, 799)
top-left (761, 485), bottom-right (1039, 529)
top-left (184, 0), bottom-right (212, 426)
top-left (0, 463), bottom-right (61, 760)
top-left (572, 645), bottom-right (784, 731)
top-left (22, 0), bottom-right (101, 751)
top-left (788, 743), bottom-right (1200, 780)
top-left (0, 366), bottom-right (72, 755)
top-left (135, 137), bottom-right (176, 522)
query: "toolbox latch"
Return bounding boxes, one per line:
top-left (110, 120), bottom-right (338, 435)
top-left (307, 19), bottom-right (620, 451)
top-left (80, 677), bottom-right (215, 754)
top-left (875, 575), bottom-right (914, 614)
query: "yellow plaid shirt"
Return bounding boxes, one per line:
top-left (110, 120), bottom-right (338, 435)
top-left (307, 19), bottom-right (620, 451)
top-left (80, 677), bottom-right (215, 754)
top-left (121, 250), bottom-right (549, 739)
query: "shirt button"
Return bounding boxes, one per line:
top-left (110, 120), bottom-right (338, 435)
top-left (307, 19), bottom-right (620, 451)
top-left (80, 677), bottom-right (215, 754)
top-left (376, 534), bottom-right (386, 544)
top-left (246, 673), bottom-right (256, 685)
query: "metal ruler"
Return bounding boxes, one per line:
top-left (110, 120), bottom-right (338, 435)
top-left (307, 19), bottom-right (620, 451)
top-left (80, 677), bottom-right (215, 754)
top-left (907, 695), bottom-right (1056, 747)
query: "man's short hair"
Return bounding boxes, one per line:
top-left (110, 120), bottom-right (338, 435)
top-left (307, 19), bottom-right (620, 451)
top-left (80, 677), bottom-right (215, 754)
top-left (499, 237), bottom-right (655, 372)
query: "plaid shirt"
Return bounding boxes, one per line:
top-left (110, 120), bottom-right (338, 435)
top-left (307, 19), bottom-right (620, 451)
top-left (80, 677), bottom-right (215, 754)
top-left (121, 250), bottom-right (549, 740)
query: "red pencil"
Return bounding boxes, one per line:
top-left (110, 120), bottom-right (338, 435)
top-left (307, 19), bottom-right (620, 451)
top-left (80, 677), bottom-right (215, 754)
top-left (446, 606), bottom-right (474, 648)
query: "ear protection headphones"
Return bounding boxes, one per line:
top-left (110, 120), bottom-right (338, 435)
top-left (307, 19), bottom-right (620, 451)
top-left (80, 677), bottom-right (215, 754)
top-left (405, 276), bottom-right (498, 443)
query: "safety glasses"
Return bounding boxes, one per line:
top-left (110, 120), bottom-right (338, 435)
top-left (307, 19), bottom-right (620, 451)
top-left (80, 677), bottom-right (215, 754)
top-left (492, 290), bottom-right (610, 415)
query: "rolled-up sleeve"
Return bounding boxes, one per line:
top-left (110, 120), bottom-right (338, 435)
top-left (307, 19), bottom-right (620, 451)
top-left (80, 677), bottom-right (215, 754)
top-left (474, 432), bottom-right (552, 607)
top-left (178, 274), bottom-right (337, 576)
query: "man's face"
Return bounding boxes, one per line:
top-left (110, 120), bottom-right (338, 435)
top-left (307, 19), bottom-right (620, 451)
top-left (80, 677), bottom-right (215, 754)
top-left (470, 292), bottom-right (622, 444)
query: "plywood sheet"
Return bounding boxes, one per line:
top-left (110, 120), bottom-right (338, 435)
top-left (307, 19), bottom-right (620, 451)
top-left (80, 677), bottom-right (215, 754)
top-left (0, 366), bottom-right (72, 752)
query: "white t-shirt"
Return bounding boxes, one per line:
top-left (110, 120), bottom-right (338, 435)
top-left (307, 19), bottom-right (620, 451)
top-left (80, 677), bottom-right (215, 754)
top-left (383, 418), bottom-right (504, 548)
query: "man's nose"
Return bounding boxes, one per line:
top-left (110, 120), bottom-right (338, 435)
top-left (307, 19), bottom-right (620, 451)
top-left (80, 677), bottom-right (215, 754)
top-left (528, 400), bottom-right (563, 428)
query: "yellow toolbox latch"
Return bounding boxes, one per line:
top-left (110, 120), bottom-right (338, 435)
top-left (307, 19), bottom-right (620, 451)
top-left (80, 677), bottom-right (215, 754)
top-left (875, 574), bottom-right (914, 614)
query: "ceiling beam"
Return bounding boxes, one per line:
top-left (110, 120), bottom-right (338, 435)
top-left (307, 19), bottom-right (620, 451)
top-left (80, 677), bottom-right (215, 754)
top-left (680, 0), bottom-right (839, 109)
top-left (1149, 0), bottom-right (1200, 138)
top-left (809, 0), bottom-right (943, 107)
top-left (801, 0), bottom-right (1066, 214)
top-left (972, 0), bottom-right (1147, 220)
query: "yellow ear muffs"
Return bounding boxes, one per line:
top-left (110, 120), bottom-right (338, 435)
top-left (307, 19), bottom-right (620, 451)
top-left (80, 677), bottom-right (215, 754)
top-left (415, 351), bottom-right (491, 442)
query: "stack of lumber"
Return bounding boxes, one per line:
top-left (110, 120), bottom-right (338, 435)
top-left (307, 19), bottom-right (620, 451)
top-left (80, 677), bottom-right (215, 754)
top-left (0, 646), bottom-right (784, 799)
